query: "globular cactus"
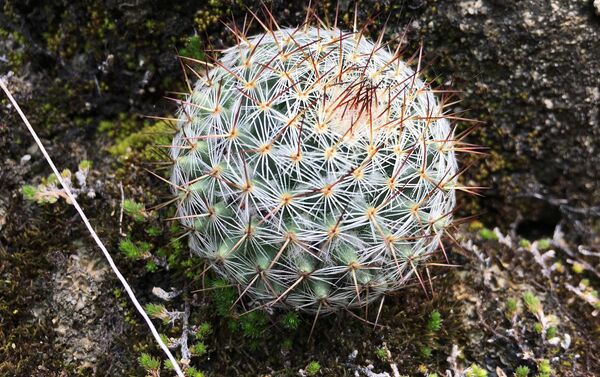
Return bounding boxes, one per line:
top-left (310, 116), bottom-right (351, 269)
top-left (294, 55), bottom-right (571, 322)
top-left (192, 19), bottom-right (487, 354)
top-left (169, 23), bottom-right (462, 313)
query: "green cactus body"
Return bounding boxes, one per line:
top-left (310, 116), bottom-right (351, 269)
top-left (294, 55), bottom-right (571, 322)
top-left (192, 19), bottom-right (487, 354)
top-left (170, 27), bottom-right (458, 312)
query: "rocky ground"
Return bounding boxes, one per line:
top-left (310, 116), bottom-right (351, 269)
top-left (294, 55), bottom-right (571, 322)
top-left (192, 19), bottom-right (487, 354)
top-left (1, 1), bottom-right (599, 376)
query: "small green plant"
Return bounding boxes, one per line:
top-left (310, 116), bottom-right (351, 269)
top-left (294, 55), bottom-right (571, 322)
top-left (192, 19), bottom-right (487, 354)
top-left (196, 322), bottom-right (212, 338)
top-left (479, 228), bottom-right (498, 241)
top-left (536, 239), bottom-right (551, 251)
top-left (146, 226), bottom-right (161, 237)
top-left (144, 303), bottom-right (169, 323)
top-left (375, 347), bottom-right (388, 361)
top-left (505, 297), bottom-right (519, 320)
top-left (280, 312), bottom-right (301, 330)
top-left (208, 279), bottom-right (236, 316)
top-left (22, 160), bottom-right (95, 205)
top-left (465, 364), bottom-right (488, 377)
top-left (519, 239), bottom-right (531, 248)
top-left (523, 291), bottom-right (542, 315)
top-left (521, 290), bottom-right (561, 343)
top-left (515, 365), bottom-right (530, 377)
top-left (427, 310), bottom-right (443, 332)
top-left (536, 359), bottom-right (552, 377)
top-left (118, 237), bottom-right (159, 272)
top-left (239, 310), bottom-right (268, 339)
top-left (21, 185), bottom-right (38, 201)
top-left (420, 346), bottom-right (432, 358)
top-left (145, 260), bottom-right (158, 273)
top-left (119, 238), bottom-right (150, 260)
top-left (138, 352), bottom-right (161, 375)
top-left (571, 262), bottom-right (585, 274)
top-left (305, 361), bottom-right (321, 376)
top-left (186, 367), bottom-right (205, 377)
top-left (469, 220), bottom-right (484, 231)
top-left (123, 199), bottom-right (147, 222)
top-left (191, 342), bottom-right (207, 356)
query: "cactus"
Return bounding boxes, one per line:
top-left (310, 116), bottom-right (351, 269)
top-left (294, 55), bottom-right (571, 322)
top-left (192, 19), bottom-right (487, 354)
top-left (168, 24), bottom-right (463, 313)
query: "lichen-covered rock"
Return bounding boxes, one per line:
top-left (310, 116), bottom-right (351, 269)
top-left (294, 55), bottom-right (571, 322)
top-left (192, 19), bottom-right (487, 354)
top-left (402, 0), bottom-right (600, 241)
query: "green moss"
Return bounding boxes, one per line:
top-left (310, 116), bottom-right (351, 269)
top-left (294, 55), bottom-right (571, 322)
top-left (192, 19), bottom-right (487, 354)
top-left (466, 364), bottom-right (487, 377)
top-left (280, 312), bottom-right (301, 330)
top-left (571, 262), bottom-right (584, 274)
top-left (145, 260), bottom-right (158, 273)
top-left (21, 185), bottom-right (38, 201)
top-left (138, 352), bottom-right (160, 372)
top-left (426, 310), bottom-right (442, 332)
top-left (196, 322), bottom-right (212, 339)
top-left (468, 220), bottom-right (484, 231)
top-left (305, 361), bottom-right (321, 376)
top-left (522, 291), bottom-right (542, 314)
top-left (118, 238), bottom-right (149, 260)
top-left (78, 160), bottom-right (92, 170)
top-left (519, 239), bottom-right (531, 248)
top-left (210, 279), bottom-right (236, 316)
top-left (144, 303), bottom-right (166, 320)
top-left (104, 117), bottom-right (173, 161)
top-left (180, 35), bottom-right (205, 60)
top-left (515, 366), bottom-right (530, 377)
top-left (146, 226), bottom-right (161, 237)
top-left (239, 310), bottom-right (268, 339)
top-left (546, 326), bottom-right (557, 338)
top-left (479, 228), bottom-right (498, 241)
top-left (420, 346), bottom-right (432, 358)
top-left (6, 31), bottom-right (26, 69)
top-left (186, 366), bottom-right (205, 377)
top-left (536, 359), bottom-right (552, 377)
top-left (505, 297), bottom-right (518, 319)
top-left (113, 288), bottom-right (122, 299)
top-left (194, 0), bottom-right (230, 33)
top-left (536, 239), bottom-right (551, 251)
top-left (191, 342), bottom-right (207, 356)
top-left (553, 261), bottom-right (565, 274)
top-left (375, 347), bottom-right (387, 361)
top-left (123, 199), bottom-right (147, 222)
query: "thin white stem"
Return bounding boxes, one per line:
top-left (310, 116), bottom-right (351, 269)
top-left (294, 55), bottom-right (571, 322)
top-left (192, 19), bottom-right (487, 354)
top-left (0, 78), bottom-right (185, 377)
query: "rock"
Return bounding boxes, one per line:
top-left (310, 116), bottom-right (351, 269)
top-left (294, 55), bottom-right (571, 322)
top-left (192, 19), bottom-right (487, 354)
top-left (32, 243), bottom-right (121, 369)
top-left (19, 154), bottom-right (31, 164)
top-left (408, 0), bottom-right (600, 240)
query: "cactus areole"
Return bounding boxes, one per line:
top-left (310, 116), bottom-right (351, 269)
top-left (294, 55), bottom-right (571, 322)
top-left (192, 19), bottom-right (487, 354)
top-left (170, 27), bottom-right (458, 313)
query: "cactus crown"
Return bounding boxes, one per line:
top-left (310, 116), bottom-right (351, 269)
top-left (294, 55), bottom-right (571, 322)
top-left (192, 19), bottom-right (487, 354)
top-left (169, 24), bottom-right (460, 313)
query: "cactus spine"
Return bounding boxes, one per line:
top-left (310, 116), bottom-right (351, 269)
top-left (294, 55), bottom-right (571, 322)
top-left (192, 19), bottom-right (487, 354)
top-left (169, 25), bottom-right (460, 313)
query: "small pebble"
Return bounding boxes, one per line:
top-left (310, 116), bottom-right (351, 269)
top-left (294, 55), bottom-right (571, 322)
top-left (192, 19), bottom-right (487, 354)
top-left (20, 154), bottom-right (31, 164)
